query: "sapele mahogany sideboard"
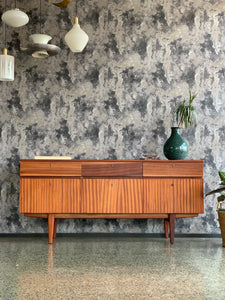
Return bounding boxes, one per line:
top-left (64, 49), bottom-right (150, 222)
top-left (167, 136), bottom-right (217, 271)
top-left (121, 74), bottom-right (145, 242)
top-left (19, 159), bottom-right (204, 244)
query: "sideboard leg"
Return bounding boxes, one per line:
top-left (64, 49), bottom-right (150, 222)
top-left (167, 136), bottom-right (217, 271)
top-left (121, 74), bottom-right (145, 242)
top-left (164, 219), bottom-right (169, 239)
top-left (53, 218), bottom-right (58, 239)
top-left (48, 214), bottom-right (55, 244)
top-left (169, 214), bottom-right (175, 244)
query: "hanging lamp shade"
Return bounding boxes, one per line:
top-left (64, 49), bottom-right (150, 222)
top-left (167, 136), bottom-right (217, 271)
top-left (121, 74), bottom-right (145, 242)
top-left (65, 17), bottom-right (89, 52)
top-left (0, 48), bottom-right (14, 81)
top-left (21, 34), bottom-right (61, 58)
top-left (1, 8), bottom-right (29, 28)
top-left (29, 34), bottom-right (52, 58)
top-left (48, 0), bottom-right (72, 7)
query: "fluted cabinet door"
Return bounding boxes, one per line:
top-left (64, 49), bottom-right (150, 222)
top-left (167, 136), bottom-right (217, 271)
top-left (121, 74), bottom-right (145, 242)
top-left (82, 179), bottom-right (143, 213)
top-left (62, 178), bottom-right (81, 213)
top-left (20, 178), bottom-right (81, 213)
top-left (143, 178), bottom-right (203, 213)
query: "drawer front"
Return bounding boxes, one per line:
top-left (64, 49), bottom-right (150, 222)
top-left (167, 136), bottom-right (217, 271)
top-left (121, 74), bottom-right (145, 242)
top-left (143, 161), bottom-right (203, 177)
top-left (82, 162), bottom-right (142, 177)
top-left (20, 160), bottom-right (81, 176)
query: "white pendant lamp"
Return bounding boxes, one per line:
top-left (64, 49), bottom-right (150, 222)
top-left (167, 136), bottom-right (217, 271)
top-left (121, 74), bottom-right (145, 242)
top-left (21, 0), bottom-right (61, 58)
top-left (1, 8), bottom-right (29, 28)
top-left (0, 48), bottom-right (14, 81)
top-left (65, 16), bottom-right (89, 52)
top-left (29, 34), bottom-right (53, 58)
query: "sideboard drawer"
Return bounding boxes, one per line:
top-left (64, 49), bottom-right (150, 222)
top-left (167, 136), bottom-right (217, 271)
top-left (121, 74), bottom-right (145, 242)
top-left (82, 162), bottom-right (142, 177)
top-left (143, 161), bottom-right (203, 177)
top-left (20, 160), bottom-right (81, 177)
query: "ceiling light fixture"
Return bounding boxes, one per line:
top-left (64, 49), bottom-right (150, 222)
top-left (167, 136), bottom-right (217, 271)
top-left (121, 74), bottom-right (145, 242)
top-left (1, 0), bottom-right (29, 28)
top-left (0, 47), bottom-right (14, 81)
top-left (48, 0), bottom-right (72, 7)
top-left (64, 0), bottom-right (88, 52)
top-left (0, 1), bottom-right (14, 81)
top-left (21, 0), bottom-right (60, 58)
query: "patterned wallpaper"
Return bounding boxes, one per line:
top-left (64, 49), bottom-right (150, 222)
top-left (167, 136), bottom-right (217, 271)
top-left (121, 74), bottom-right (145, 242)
top-left (0, 0), bottom-right (225, 234)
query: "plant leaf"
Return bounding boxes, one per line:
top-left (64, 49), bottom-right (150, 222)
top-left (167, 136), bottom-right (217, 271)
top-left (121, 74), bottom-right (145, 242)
top-left (218, 194), bottom-right (225, 202)
top-left (206, 186), bottom-right (225, 196)
top-left (219, 171), bottom-right (225, 182)
top-left (176, 92), bottom-right (197, 128)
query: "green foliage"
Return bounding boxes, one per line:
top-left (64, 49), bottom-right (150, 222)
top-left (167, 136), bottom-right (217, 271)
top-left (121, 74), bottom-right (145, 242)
top-left (219, 171), bottom-right (225, 183)
top-left (176, 91), bottom-right (197, 128)
top-left (206, 171), bottom-right (225, 203)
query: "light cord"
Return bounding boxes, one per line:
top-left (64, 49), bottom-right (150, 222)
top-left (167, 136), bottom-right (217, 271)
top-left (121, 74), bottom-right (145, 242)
top-left (40, 0), bottom-right (42, 33)
top-left (4, 0), bottom-right (7, 48)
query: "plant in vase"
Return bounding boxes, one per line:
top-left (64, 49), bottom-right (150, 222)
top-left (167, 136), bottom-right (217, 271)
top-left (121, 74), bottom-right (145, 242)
top-left (206, 171), bottom-right (225, 247)
top-left (163, 91), bottom-right (197, 160)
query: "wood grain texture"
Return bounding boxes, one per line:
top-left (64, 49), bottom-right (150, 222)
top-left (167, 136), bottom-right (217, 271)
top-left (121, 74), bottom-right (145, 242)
top-left (20, 160), bottom-right (81, 176)
top-left (20, 159), bottom-right (204, 244)
top-left (23, 213), bottom-right (199, 219)
top-left (81, 179), bottom-right (143, 213)
top-left (143, 178), bottom-right (203, 213)
top-left (143, 160), bottom-right (203, 177)
top-left (48, 214), bottom-right (55, 244)
top-left (82, 162), bottom-right (142, 177)
top-left (20, 178), bottom-right (81, 213)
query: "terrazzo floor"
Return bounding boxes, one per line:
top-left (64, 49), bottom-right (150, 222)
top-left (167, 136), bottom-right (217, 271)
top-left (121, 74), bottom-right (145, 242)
top-left (0, 236), bottom-right (225, 299)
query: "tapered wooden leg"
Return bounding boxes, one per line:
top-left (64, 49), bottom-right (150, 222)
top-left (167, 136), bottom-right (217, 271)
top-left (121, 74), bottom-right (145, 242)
top-left (53, 218), bottom-right (58, 239)
top-left (164, 219), bottom-right (169, 239)
top-left (169, 214), bottom-right (175, 244)
top-left (48, 214), bottom-right (55, 244)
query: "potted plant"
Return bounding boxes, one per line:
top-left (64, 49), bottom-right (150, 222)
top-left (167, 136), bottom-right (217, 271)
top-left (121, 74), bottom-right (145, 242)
top-left (206, 171), bottom-right (225, 247)
top-left (163, 91), bottom-right (197, 160)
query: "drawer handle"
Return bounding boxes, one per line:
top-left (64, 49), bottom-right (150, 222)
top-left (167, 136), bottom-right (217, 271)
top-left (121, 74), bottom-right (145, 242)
top-left (111, 184), bottom-right (113, 187)
top-left (50, 163), bottom-right (52, 167)
top-left (49, 182), bottom-right (52, 186)
top-left (172, 164), bottom-right (175, 168)
top-left (112, 164), bottom-right (114, 167)
top-left (171, 183), bottom-right (174, 187)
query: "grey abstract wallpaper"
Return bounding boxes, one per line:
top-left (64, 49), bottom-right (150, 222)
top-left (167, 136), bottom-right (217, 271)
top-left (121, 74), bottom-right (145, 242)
top-left (0, 0), bottom-right (225, 234)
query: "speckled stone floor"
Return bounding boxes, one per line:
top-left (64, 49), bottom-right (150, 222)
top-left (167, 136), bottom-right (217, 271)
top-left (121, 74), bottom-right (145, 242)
top-left (0, 237), bottom-right (225, 299)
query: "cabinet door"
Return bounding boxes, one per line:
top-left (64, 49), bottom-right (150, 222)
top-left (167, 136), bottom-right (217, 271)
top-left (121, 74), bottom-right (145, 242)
top-left (62, 178), bottom-right (81, 213)
top-left (143, 178), bottom-right (203, 213)
top-left (20, 178), bottom-right (81, 213)
top-left (82, 179), bottom-right (143, 213)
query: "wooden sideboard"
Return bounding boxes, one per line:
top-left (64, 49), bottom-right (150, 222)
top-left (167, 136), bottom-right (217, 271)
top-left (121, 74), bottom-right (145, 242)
top-left (19, 159), bottom-right (204, 244)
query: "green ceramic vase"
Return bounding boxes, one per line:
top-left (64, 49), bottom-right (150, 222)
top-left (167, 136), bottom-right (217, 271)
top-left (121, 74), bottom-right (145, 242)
top-left (163, 127), bottom-right (188, 160)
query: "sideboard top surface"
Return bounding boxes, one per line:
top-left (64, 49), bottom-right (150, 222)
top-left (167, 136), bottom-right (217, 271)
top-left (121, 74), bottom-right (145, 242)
top-left (20, 159), bottom-right (204, 163)
top-left (20, 159), bottom-right (203, 177)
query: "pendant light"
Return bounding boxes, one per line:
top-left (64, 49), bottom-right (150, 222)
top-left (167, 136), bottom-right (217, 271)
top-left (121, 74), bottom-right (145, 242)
top-left (48, 0), bottom-right (72, 7)
top-left (21, 0), bottom-right (60, 58)
top-left (0, 48), bottom-right (14, 81)
top-left (64, 0), bottom-right (88, 52)
top-left (0, 1), bottom-right (14, 81)
top-left (1, 0), bottom-right (29, 28)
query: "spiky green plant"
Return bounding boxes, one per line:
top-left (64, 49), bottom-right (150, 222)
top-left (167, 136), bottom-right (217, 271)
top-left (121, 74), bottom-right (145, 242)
top-left (206, 171), bottom-right (225, 203)
top-left (176, 91), bottom-right (197, 128)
